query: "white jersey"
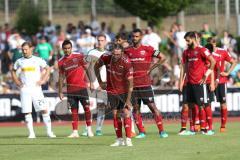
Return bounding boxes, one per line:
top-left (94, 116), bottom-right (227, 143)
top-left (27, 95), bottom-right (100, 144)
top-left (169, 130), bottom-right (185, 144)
top-left (13, 56), bottom-right (47, 88)
top-left (87, 48), bottom-right (107, 89)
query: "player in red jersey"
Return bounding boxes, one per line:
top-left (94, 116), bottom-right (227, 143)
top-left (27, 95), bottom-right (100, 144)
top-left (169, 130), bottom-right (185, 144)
top-left (95, 44), bottom-right (134, 146)
top-left (124, 29), bottom-right (168, 138)
top-left (207, 37), bottom-right (236, 132)
top-left (58, 40), bottom-right (94, 138)
top-left (181, 31), bottom-right (216, 135)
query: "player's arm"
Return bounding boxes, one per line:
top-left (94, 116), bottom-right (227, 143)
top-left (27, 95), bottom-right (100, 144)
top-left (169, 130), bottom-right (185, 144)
top-left (37, 66), bottom-right (50, 86)
top-left (220, 59), bottom-right (237, 77)
top-left (94, 59), bottom-right (106, 90)
top-left (178, 62), bottom-right (186, 92)
top-left (58, 71), bottom-right (65, 100)
top-left (11, 69), bottom-right (23, 88)
top-left (125, 76), bottom-right (133, 109)
top-left (148, 50), bottom-right (168, 74)
top-left (200, 55), bottom-right (216, 84)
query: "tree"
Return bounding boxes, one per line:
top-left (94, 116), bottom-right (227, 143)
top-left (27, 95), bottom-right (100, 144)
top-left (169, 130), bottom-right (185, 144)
top-left (15, 0), bottom-right (43, 35)
top-left (114, 0), bottom-right (193, 26)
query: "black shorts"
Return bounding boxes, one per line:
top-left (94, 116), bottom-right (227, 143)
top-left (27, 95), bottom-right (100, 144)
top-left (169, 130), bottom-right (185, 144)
top-left (67, 89), bottom-right (90, 108)
top-left (180, 86), bottom-right (188, 104)
top-left (215, 83), bottom-right (227, 103)
top-left (205, 84), bottom-right (215, 105)
top-left (132, 86), bottom-right (155, 106)
top-left (187, 84), bottom-right (209, 106)
top-left (108, 93), bottom-right (133, 110)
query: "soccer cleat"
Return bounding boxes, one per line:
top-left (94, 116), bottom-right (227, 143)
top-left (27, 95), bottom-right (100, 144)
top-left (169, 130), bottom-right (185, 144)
top-left (178, 130), bottom-right (194, 136)
top-left (87, 129), bottom-right (94, 138)
top-left (125, 138), bottom-right (133, 147)
top-left (204, 130), bottom-right (215, 136)
top-left (135, 132), bottom-right (146, 139)
top-left (47, 132), bottom-right (56, 138)
top-left (81, 131), bottom-right (88, 136)
top-left (160, 131), bottom-right (168, 138)
top-left (220, 127), bottom-right (226, 133)
top-left (28, 134), bottom-right (36, 139)
top-left (96, 130), bottom-right (103, 136)
top-left (110, 138), bottom-right (125, 147)
top-left (68, 132), bottom-right (79, 138)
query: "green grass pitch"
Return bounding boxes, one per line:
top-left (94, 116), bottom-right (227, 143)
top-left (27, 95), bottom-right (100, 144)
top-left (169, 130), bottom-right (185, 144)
top-left (0, 121), bottom-right (239, 160)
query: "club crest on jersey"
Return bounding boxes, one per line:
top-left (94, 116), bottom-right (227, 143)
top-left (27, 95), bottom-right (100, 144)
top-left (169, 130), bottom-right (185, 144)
top-left (194, 51), bottom-right (198, 55)
top-left (72, 58), bottom-right (78, 63)
top-left (140, 50), bottom-right (145, 55)
top-left (129, 53), bottom-right (132, 56)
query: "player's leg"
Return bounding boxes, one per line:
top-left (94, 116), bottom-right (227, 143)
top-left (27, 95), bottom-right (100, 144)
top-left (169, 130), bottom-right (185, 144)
top-left (20, 89), bottom-right (35, 138)
top-left (132, 88), bottom-right (146, 138)
top-left (109, 94), bottom-right (125, 146)
top-left (219, 84), bottom-right (227, 132)
top-left (123, 106), bottom-right (133, 146)
top-left (80, 90), bottom-right (94, 137)
top-left (67, 96), bottom-right (80, 138)
top-left (33, 89), bottom-right (56, 138)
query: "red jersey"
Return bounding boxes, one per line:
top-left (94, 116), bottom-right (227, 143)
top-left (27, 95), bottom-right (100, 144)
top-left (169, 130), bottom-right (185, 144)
top-left (58, 53), bottom-right (88, 93)
top-left (99, 53), bottom-right (133, 95)
top-left (182, 46), bottom-right (211, 84)
top-left (124, 45), bottom-right (162, 87)
top-left (213, 48), bottom-right (233, 84)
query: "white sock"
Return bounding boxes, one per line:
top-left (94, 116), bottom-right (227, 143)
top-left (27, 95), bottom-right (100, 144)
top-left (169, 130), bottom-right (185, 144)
top-left (73, 130), bottom-right (78, 134)
top-left (42, 113), bottom-right (52, 134)
top-left (25, 114), bottom-right (35, 135)
top-left (87, 126), bottom-right (92, 132)
top-left (96, 108), bottom-right (105, 131)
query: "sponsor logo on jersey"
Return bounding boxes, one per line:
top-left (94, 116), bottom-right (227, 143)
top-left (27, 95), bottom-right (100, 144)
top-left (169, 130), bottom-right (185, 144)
top-left (140, 50), bottom-right (145, 55)
top-left (22, 67), bottom-right (36, 72)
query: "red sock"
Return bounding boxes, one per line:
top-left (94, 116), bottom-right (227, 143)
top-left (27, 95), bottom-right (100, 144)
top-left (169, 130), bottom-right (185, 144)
top-left (113, 116), bottom-right (122, 138)
top-left (221, 108), bottom-right (228, 128)
top-left (83, 105), bottom-right (92, 126)
top-left (194, 104), bottom-right (200, 125)
top-left (189, 108), bottom-right (194, 131)
top-left (154, 113), bottom-right (164, 132)
top-left (124, 117), bottom-right (132, 138)
top-left (204, 105), bottom-right (213, 130)
top-left (71, 108), bottom-right (79, 130)
top-left (133, 113), bottom-right (145, 133)
top-left (199, 107), bottom-right (207, 130)
top-left (181, 108), bottom-right (188, 129)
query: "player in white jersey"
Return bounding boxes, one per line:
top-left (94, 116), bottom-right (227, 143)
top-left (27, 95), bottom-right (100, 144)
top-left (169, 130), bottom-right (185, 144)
top-left (83, 34), bottom-right (108, 136)
top-left (11, 42), bottom-right (56, 139)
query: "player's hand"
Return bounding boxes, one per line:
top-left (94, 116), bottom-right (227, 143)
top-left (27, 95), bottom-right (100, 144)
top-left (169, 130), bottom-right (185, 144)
top-left (210, 82), bottom-right (215, 92)
top-left (124, 100), bottom-right (132, 110)
top-left (16, 81), bottom-right (23, 88)
top-left (99, 82), bottom-right (107, 90)
top-left (215, 79), bottom-right (219, 88)
top-left (58, 92), bottom-right (64, 100)
top-left (199, 75), bottom-right (207, 84)
top-left (220, 72), bottom-right (229, 77)
top-left (178, 82), bottom-right (183, 92)
top-left (88, 82), bottom-right (94, 92)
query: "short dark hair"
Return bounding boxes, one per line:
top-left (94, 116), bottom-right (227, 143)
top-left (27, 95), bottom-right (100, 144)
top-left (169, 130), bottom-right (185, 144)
top-left (113, 44), bottom-right (124, 51)
top-left (115, 33), bottom-right (128, 41)
top-left (22, 41), bottom-right (33, 48)
top-left (97, 33), bottom-right (106, 39)
top-left (62, 39), bottom-right (72, 48)
top-left (132, 28), bottom-right (143, 35)
top-left (205, 43), bottom-right (214, 53)
top-left (184, 31), bottom-right (196, 39)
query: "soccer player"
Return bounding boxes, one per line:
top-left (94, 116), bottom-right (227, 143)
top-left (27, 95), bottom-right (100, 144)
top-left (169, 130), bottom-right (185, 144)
top-left (58, 40), bottom-right (94, 138)
top-left (207, 37), bottom-right (236, 132)
top-left (115, 32), bottom-right (137, 137)
top-left (180, 31), bottom-right (216, 135)
top-left (84, 34), bottom-right (108, 136)
top-left (94, 44), bottom-right (134, 146)
top-left (11, 42), bottom-right (56, 138)
top-left (124, 29), bottom-right (168, 138)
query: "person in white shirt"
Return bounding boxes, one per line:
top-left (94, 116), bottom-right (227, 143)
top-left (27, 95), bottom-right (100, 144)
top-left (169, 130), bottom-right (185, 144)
top-left (142, 26), bottom-right (161, 50)
top-left (77, 28), bottom-right (96, 54)
top-left (83, 34), bottom-right (108, 136)
top-left (11, 42), bottom-right (56, 139)
top-left (175, 24), bottom-right (186, 59)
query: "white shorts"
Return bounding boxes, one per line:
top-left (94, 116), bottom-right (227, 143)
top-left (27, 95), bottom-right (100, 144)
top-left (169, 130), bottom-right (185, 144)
top-left (88, 89), bottom-right (107, 105)
top-left (20, 87), bottom-right (47, 113)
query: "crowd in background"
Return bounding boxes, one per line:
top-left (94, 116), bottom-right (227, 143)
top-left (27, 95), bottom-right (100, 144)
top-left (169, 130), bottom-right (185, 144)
top-left (0, 20), bottom-right (240, 94)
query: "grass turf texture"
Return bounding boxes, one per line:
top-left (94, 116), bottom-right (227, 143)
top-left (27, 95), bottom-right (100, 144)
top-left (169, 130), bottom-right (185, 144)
top-left (0, 121), bottom-right (239, 160)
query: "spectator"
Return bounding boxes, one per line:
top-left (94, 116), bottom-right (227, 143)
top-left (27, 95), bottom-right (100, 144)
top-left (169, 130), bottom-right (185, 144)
top-left (35, 36), bottom-right (53, 63)
top-left (200, 23), bottom-right (215, 46)
top-left (142, 26), bottom-right (161, 50)
top-left (76, 28), bottom-right (96, 54)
